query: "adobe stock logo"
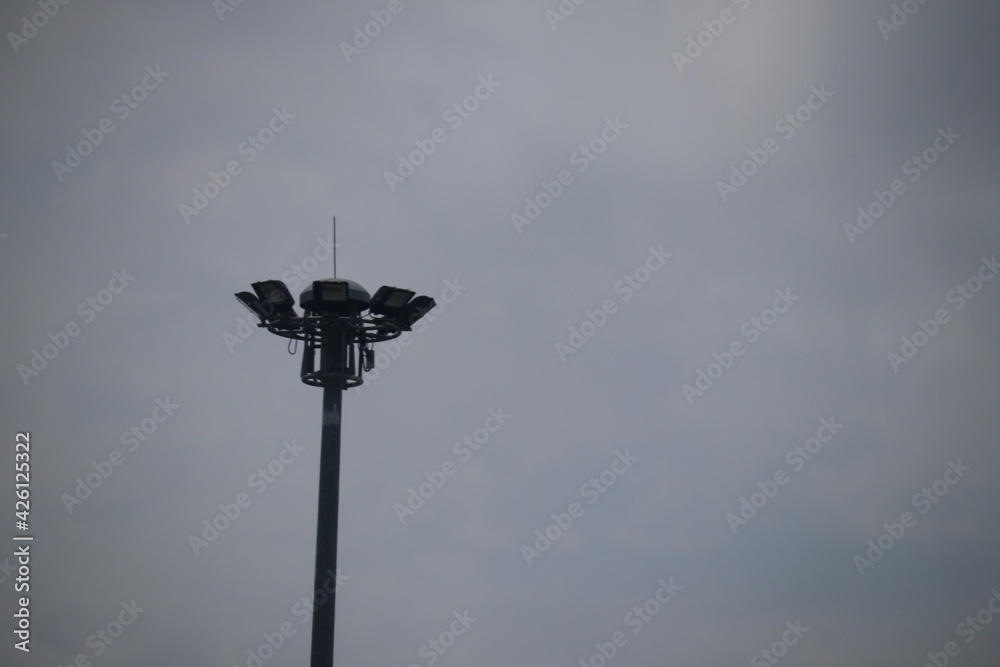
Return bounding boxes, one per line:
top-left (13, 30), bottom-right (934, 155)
top-left (877, 0), bottom-right (935, 41)
top-left (511, 117), bottom-right (629, 234)
top-left (54, 600), bottom-right (145, 665)
top-left (339, 0), bottom-right (418, 64)
top-left (407, 610), bottom-right (477, 667)
top-left (51, 66), bottom-right (169, 183)
top-left (213, 0), bottom-right (246, 21)
top-left (556, 245), bottom-right (672, 363)
top-left (844, 126), bottom-right (960, 245)
top-left (886, 254), bottom-right (997, 373)
top-left (7, 0), bottom-right (73, 55)
top-left (384, 75), bottom-right (502, 193)
top-left (672, 0), bottom-right (756, 73)
top-left (17, 268), bottom-right (135, 386)
top-left (750, 620), bottom-right (809, 667)
top-left (577, 577), bottom-right (682, 667)
top-left (393, 407), bottom-right (511, 524)
top-left (725, 417), bottom-right (844, 535)
top-left (681, 288), bottom-right (799, 405)
top-left (716, 84), bottom-right (833, 202)
top-left (61, 397), bottom-right (179, 514)
top-left (356, 278), bottom-right (467, 392)
top-left (853, 458), bottom-right (970, 576)
top-left (921, 588), bottom-right (1000, 667)
top-left (178, 107), bottom-right (295, 224)
top-left (544, 0), bottom-right (594, 31)
top-left (520, 449), bottom-right (638, 566)
top-left (188, 439), bottom-right (306, 557)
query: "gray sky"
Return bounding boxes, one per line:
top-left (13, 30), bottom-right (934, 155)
top-left (2, 1), bottom-right (1000, 665)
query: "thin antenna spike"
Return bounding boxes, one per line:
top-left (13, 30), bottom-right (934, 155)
top-left (332, 215), bottom-right (337, 278)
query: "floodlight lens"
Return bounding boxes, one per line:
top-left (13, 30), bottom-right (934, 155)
top-left (252, 280), bottom-right (295, 306)
top-left (384, 290), bottom-right (413, 308)
top-left (370, 285), bottom-right (415, 316)
top-left (250, 280), bottom-right (297, 320)
top-left (397, 295), bottom-right (435, 330)
top-left (235, 291), bottom-right (273, 322)
top-left (318, 281), bottom-right (348, 302)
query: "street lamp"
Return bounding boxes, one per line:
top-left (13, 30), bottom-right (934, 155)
top-left (235, 275), bottom-right (435, 667)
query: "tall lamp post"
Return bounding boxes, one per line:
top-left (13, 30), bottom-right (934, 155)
top-left (235, 277), bottom-right (435, 667)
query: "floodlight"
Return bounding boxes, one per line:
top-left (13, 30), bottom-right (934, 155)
top-left (251, 280), bottom-right (296, 319)
top-left (234, 291), bottom-right (274, 323)
top-left (316, 280), bottom-right (349, 302)
top-left (369, 285), bottom-right (415, 317)
top-left (396, 295), bottom-right (436, 330)
top-left (300, 279), bottom-right (371, 315)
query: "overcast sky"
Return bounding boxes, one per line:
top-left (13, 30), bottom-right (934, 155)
top-left (2, 1), bottom-right (1000, 666)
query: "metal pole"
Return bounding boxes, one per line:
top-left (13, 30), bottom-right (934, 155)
top-left (310, 323), bottom-right (345, 667)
